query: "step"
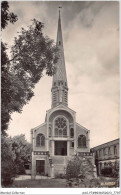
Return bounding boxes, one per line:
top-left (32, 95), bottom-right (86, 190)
top-left (51, 156), bottom-right (65, 164)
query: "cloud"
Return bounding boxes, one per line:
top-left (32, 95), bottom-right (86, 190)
top-left (2, 1), bottom-right (119, 147)
top-left (64, 1), bottom-right (119, 105)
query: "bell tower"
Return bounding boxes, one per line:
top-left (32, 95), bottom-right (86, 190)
top-left (51, 8), bottom-right (68, 107)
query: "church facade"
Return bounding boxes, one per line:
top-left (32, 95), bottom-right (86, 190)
top-left (31, 11), bottom-right (95, 179)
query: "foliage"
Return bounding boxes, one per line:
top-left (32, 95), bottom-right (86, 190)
top-left (11, 134), bottom-right (32, 175)
top-left (101, 167), bottom-right (112, 176)
top-left (1, 1), bottom-right (18, 133)
top-left (66, 177), bottom-right (100, 188)
top-left (55, 173), bottom-right (66, 179)
top-left (66, 156), bottom-right (98, 187)
top-left (1, 135), bottom-right (16, 186)
top-left (1, 1), bottom-right (18, 30)
top-left (112, 160), bottom-right (119, 178)
top-left (1, 42), bottom-right (11, 133)
top-left (2, 18), bottom-right (58, 134)
top-left (66, 157), bottom-right (81, 180)
top-left (11, 19), bottom-right (58, 78)
top-left (1, 134), bottom-right (32, 186)
top-left (66, 156), bottom-right (94, 180)
top-left (101, 161), bottom-right (119, 178)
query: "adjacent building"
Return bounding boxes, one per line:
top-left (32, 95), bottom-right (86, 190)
top-left (91, 139), bottom-right (119, 176)
top-left (31, 11), bottom-right (95, 179)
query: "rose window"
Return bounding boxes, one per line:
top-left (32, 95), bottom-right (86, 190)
top-left (54, 117), bottom-right (67, 137)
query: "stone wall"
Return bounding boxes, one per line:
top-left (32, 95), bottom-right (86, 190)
top-left (31, 153), bottom-right (50, 179)
top-left (49, 110), bottom-right (74, 123)
top-left (76, 123), bottom-right (90, 153)
top-left (33, 123), bottom-right (47, 151)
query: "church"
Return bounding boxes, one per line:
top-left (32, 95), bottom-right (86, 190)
top-left (31, 10), bottom-right (95, 179)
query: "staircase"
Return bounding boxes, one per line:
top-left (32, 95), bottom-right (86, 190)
top-left (47, 152), bottom-right (73, 176)
top-left (52, 156), bottom-right (65, 164)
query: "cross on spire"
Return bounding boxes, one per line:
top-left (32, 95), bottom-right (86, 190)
top-left (58, 6), bottom-right (62, 10)
top-left (58, 6), bottom-right (62, 18)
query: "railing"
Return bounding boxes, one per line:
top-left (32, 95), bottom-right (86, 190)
top-left (33, 151), bottom-right (49, 155)
top-left (78, 152), bottom-right (93, 156)
top-left (49, 135), bottom-right (74, 138)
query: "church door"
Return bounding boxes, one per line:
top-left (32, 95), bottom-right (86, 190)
top-left (36, 160), bottom-right (45, 175)
top-left (55, 141), bottom-right (67, 156)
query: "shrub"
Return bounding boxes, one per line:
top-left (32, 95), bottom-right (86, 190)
top-left (66, 157), bottom-right (81, 180)
top-left (111, 169), bottom-right (119, 178)
top-left (1, 136), bottom-right (16, 187)
top-left (1, 159), bottom-right (16, 186)
top-left (55, 173), bottom-right (66, 179)
top-left (66, 156), bottom-right (98, 187)
top-left (66, 156), bottom-right (94, 180)
top-left (101, 167), bottom-right (112, 176)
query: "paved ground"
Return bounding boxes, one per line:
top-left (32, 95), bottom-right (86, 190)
top-left (4, 175), bottom-right (119, 188)
top-left (12, 178), bottom-right (67, 188)
top-left (15, 175), bottom-right (52, 180)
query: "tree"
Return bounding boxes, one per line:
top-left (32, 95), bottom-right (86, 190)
top-left (1, 1), bottom-right (18, 133)
top-left (1, 134), bottom-right (32, 186)
top-left (11, 134), bottom-right (32, 174)
top-left (1, 135), bottom-right (16, 186)
top-left (1, 42), bottom-right (11, 133)
top-left (2, 17), bottom-right (58, 134)
top-left (1, 1), bottom-right (18, 30)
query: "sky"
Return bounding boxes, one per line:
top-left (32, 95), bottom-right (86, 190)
top-left (2, 1), bottom-right (119, 147)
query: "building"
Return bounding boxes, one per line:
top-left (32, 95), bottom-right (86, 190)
top-left (31, 10), bottom-right (95, 179)
top-left (91, 139), bottom-right (119, 176)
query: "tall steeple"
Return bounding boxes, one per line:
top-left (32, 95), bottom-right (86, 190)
top-left (51, 8), bottom-right (68, 108)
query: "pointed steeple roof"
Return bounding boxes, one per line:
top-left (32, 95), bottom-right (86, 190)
top-left (57, 9), bottom-right (63, 47)
top-left (52, 9), bottom-right (68, 87)
top-left (51, 9), bottom-right (68, 108)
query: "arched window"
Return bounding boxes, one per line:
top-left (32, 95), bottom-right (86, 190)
top-left (36, 134), bottom-right (45, 147)
top-left (36, 135), bottom-right (40, 146)
top-left (54, 117), bottom-right (67, 137)
top-left (70, 128), bottom-right (74, 138)
top-left (78, 135), bottom-right (86, 147)
top-left (41, 135), bottom-right (45, 146)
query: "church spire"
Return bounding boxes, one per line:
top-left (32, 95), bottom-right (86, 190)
top-left (57, 8), bottom-right (63, 47)
top-left (51, 8), bottom-right (68, 108)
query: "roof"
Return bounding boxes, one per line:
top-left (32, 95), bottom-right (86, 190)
top-left (91, 138), bottom-right (119, 150)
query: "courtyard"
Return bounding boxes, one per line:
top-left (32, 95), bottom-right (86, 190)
top-left (4, 175), bottom-right (119, 188)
